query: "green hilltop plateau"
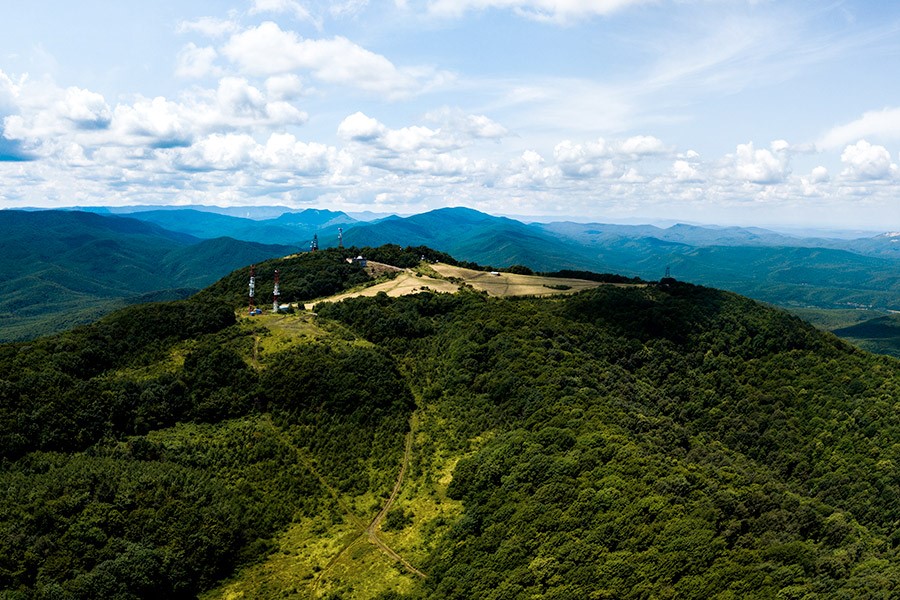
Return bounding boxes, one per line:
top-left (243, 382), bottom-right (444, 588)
top-left (2, 247), bottom-right (900, 599)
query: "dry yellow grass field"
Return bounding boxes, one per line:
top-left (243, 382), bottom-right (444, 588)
top-left (303, 262), bottom-right (606, 310)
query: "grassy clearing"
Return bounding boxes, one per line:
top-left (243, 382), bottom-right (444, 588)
top-left (431, 263), bottom-right (605, 297)
top-left (200, 517), bottom-right (363, 600)
top-left (234, 311), bottom-right (372, 369)
top-left (304, 271), bottom-right (459, 310)
top-left (107, 344), bottom-right (187, 382)
top-left (201, 289), bottom-right (482, 599)
top-left (303, 262), bottom-right (613, 310)
top-left (374, 410), bottom-right (475, 569)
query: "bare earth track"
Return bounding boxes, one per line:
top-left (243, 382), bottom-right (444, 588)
top-left (309, 421), bottom-right (425, 599)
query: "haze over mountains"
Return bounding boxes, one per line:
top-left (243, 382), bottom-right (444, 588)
top-left (340, 207), bottom-right (900, 312)
top-left (0, 210), bottom-right (297, 340)
top-left (5, 204), bottom-right (900, 344)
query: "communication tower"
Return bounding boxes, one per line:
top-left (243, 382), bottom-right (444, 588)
top-left (338, 227), bottom-right (343, 248)
top-left (248, 264), bottom-right (256, 313)
top-left (273, 269), bottom-right (280, 312)
top-left (660, 265), bottom-right (676, 286)
top-left (310, 234), bottom-right (319, 252)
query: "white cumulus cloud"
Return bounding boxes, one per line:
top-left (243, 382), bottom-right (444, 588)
top-left (840, 139), bottom-right (896, 181)
top-left (176, 43), bottom-right (221, 79)
top-left (554, 138), bottom-right (608, 177)
top-left (222, 22), bottom-right (449, 99)
top-left (58, 87), bottom-right (111, 129)
top-left (0, 69), bottom-right (21, 114)
top-left (113, 96), bottom-right (192, 147)
top-left (383, 125), bottom-right (454, 153)
top-left (424, 109), bottom-right (509, 140)
top-left (618, 135), bottom-right (666, 156)
top-left (731, 140), bottom-right (789, 184)
top-left (800, 166), bottom-right (830, 196)
top-left (672, 159), bottom-right (702, 182)
top-left (338, 112), bottom-right (387, 141)
top-left (174, 132), bottom-right (257, 171)
top-left (265, 74), bottom-right (304, 100)
top-left (255, 133), bottom-right (333, 173)
top-left (808, 165), bottom-right (829, 184)
top-left (505, 149), bottom-right (558, 187)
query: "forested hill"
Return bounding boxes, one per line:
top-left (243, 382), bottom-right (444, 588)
top-left (2, 248), bottom-right (900, 598)
top-left (0, 210), bottom-right (298, 341)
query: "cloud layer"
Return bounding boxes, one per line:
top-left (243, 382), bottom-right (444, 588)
top-left (1, 1), bottom-right (900, 228)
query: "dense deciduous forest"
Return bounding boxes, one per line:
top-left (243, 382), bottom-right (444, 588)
top-left (2, 247), bottom-right (900, 598)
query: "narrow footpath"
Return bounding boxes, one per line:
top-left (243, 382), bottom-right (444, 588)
top-left (306, 419), bottom-right (425, 599)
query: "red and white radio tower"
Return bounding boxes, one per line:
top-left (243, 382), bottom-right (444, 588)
top-left (248, 264), bottom-right (256, 314)
top-left (272, 269), bottom-right (280, 312)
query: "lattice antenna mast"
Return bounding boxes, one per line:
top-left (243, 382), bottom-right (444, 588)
top-left (338, 227), bottom-right (343, 249)
top-left (248, 264), bottom-right (256, 313)
top-left (272, 269), bottom-right (280, 312)
top-left (664, 265), bottom-right (671, 279)
top-left (310, 234), bottom-right (319, 252)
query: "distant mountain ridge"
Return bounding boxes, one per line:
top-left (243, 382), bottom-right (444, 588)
top-left (0, 210), bottom-right (297, 340)
top-left (78, 206), bottom-right (358, 247)
top-left (9, 204), bottom-right (900, 341)
top-left (342, 206), bottom-right (900, 311)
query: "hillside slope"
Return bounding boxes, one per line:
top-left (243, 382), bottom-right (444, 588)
top-left (832, 313), bottom-right (900, 358)
top-left (0, 210), bottom-right (297, 341)
top-left (2, 249), bottom-right (900, 598)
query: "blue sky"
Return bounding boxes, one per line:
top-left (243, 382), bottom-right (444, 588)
top-left (2, 0), bottom-right (900, 229)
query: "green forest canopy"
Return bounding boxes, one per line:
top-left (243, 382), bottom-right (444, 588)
top-left (1, 247), bottom-right (899, 599)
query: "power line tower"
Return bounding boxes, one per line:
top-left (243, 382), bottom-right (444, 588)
top-left (248, 264), bottom-right (256, 314)
top-left (660, 265), bottom-right (676, 286)
top-left (272, 269), bottom-right (280, 312)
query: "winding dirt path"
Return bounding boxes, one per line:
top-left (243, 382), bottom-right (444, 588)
top-left (365, 430), bottom-right (426, 579)
top-left (307, 420), bottom-right (425, 599)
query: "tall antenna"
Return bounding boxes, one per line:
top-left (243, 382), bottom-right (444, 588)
top-left (272, 269), bottom-right (280, 312)
top-left (338, 227), bottom-right (343, 248)
top-left (310, 234), bottom-right (319, 252)
top-left (664, 265), bottom-right (671, 279)
top-left (248, 264), bottom-right (256, 314)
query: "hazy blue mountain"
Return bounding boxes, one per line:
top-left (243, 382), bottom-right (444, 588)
top-left (80, 204), bottom-right (303, 220)
top-left (341, 207), bottom-right (900, 311)
top-left (538, 221), bottom-right (803, 247)
top-left (108, 207), bottom-right (356, 246)
top-left (0, 210), bottom-right (296, 340)
top-left (342, 206), bottom-right (581, 269)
